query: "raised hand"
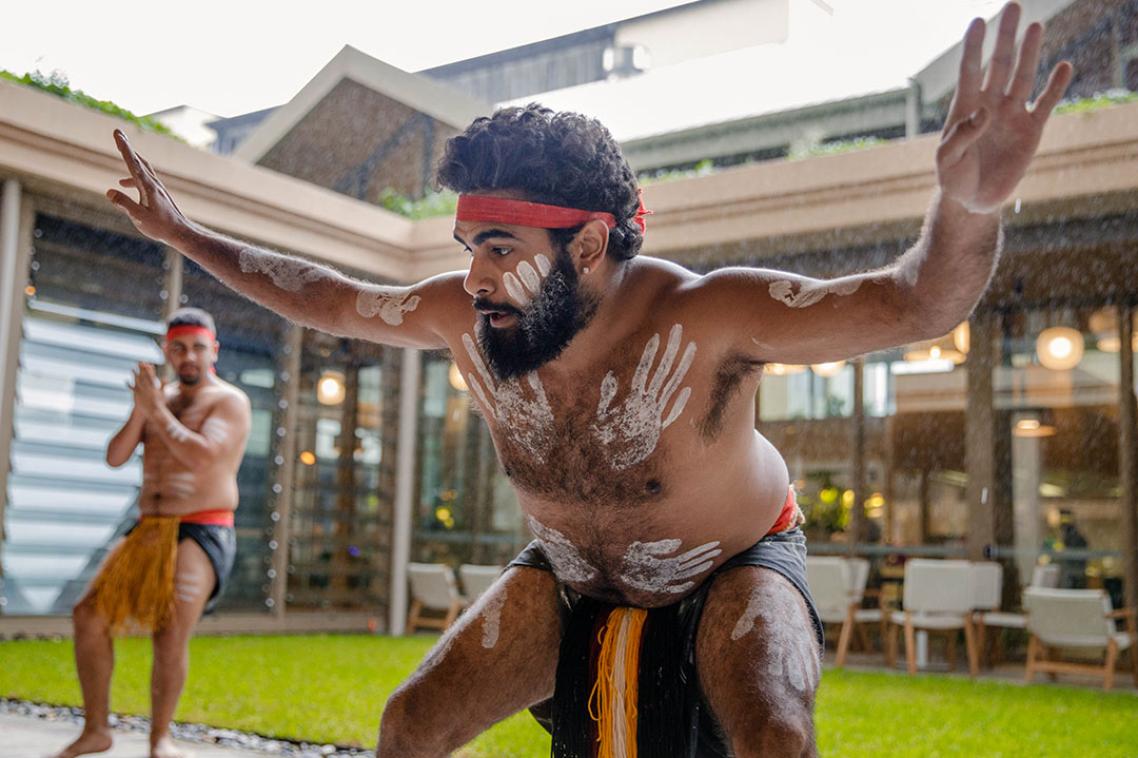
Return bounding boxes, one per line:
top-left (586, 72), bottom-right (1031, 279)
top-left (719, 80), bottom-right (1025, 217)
top-left (105, 129), bottom-right (192, 244)
top-left (128, 362), bottom-right (164, 417)
top-left (937, 2), bottom-right (1073, 214)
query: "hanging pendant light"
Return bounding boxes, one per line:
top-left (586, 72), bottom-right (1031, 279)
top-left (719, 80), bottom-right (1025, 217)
top-left (1036, 326), bottom-right (1084, 371)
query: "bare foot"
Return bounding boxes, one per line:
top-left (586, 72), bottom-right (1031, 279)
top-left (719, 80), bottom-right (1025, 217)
top-left (47, 728), bottom-right (113, 758)
top-left (150, 734), bottom-right (193, 758)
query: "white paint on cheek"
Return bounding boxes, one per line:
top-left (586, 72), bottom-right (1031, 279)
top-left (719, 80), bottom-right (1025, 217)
top-left (591, 323), bottom-right (698, 469)
top-left (534, 254), bottom-right (552, 277)
top-left (768, 278), bottom-right (862, 309)
top-left (517, 260), bottom-right (541, 295)
top-left (480, 589), bottom-right (506, 649)
top-left (527, 515), bottom-right (598, 583)
top-left (619, 538), bottom-right (722, 594)
top-left (502, 272), bottom-right (529, 307)
top-left (238, 250), bottom-right (329, 293)
top-left (355, 288), bottom-right (422, 325)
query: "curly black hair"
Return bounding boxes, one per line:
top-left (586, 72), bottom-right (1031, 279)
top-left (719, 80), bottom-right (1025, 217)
top-left (436, 103), bottom-right (643, 261)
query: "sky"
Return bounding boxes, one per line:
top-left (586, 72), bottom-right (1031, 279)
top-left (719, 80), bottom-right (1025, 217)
top-left (0, 0), bottom-right (1009, 120)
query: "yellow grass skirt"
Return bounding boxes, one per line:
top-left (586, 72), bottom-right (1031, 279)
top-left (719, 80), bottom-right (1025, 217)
top-left (89, 516), bottom-right (180, 634)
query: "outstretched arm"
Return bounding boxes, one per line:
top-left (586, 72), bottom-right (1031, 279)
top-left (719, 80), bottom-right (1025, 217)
top-left (105, 130), bottom-right (464, 349)
top-left (698, 2), bottom-right (1072, 366)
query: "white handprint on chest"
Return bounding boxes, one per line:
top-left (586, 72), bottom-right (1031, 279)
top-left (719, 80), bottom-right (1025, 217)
top-left (591, 323), bottom-right (697, 470)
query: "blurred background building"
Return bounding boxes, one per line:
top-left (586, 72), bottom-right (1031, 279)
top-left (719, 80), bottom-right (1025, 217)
top-left (1, 0), bottom-right (1137, 634)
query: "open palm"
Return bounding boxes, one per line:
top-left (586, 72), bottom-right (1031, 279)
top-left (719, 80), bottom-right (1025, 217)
top-left (937, 3), bottom-right (1073, 214)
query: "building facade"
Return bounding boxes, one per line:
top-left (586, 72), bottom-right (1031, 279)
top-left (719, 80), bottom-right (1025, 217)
top-left (2, 2), bottom-right (1138, 635)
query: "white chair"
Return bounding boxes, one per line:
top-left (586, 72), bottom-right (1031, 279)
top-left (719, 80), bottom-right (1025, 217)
top-left (1023, 588), bottom-right (1138, 690)
top-left (407, 563), bottom-right (467, 633)
top-left (1031, 564), bottom-right (1060, 588)
top-left (843, 557), bottom-right (885, 655)
top-left (459, 564), bottom-right (503, 602)
top-left (888, 559), bottom-right (979, 676)
top-left (970, 561), bottom-right (1025, 666)
top-left (806, 557), bottom-right (858, 666)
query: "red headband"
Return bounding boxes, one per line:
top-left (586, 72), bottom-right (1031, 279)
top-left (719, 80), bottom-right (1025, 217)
top-left (456, 189), bottom-right (653, 234)
top-left (166, 325), bottom-right (215, 342)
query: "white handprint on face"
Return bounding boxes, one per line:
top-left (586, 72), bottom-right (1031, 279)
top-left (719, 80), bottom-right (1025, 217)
top-left (527, 516), bottom-right (599, 583)
top-left (591, 323), bottom-right (697, 470)
top-left (502, 254), bottom-right (552, 307)
top-left (619, 538), bottom-right (722, 595)
top-left (462, 333), bottom-right (555, 462)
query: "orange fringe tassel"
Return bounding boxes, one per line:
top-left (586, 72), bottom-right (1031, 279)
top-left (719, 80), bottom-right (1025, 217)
top-left (89, 516), bottom-right (180, 634)
top-left (588, 607), bottom-right (648, 758)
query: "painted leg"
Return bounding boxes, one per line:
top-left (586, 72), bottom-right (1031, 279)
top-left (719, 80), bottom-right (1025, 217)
top-left (377, 566), bottom-right (562, 758)
top-left (149, 538), bottom-right (214, 758)
top-left (697, 566), bottom-right (820, 758)
top-left (48, 596), bottom-right (115, 758)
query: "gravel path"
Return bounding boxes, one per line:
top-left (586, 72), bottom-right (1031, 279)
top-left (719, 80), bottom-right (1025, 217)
top-left (0, 699), bottom-right (375, 758)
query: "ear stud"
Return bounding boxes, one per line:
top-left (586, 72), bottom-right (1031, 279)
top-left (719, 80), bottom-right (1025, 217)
top-left (583, 266), bottom-right (590, 274)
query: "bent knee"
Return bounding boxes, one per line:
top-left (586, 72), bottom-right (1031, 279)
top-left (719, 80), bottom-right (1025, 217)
top-left (732, 708), bottom-right (815, 758)
top-left (378, 682), bottom-right (462, 757)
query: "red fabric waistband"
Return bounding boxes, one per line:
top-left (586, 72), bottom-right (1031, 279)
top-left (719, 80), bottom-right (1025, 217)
top-left (178, 509), bottom-right (235, 527)
top-left (766, 488), bottom-right (801, 536)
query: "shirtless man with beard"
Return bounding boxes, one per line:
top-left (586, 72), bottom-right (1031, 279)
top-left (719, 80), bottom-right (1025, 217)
top-left (104, 5), bottom-right (1069, 755)
top-left (52, 308), bottom-right (251, 758)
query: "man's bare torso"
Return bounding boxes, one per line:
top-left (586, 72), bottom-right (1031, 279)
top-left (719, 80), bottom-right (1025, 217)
top-left (139, 382), bottom-right (245, 516)
top-left (443, 257), bottom-right (791, 607)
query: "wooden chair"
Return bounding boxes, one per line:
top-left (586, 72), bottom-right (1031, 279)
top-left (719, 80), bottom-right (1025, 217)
top-left (843, 556), bottom-right (885, 654)
top-left (459, 564), bottom-right (503, 603)
top-left (406, 562), bottom-right (467, 632)
top-left (887, 559), bottom-right (979, 677)
top-left (1023, 587), bottom-right (1138, 690)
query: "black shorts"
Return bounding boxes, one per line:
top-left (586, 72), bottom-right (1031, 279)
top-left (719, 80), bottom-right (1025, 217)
top-left (509, 528), bottom-right (823, 758)
top-left (178, 522), bottom-right (236, 615)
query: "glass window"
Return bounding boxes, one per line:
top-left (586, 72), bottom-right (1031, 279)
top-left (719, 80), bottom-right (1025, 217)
top-left (3, 213), bottom-right (164, 615)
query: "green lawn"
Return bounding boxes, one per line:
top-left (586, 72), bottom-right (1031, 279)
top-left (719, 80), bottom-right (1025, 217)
top-left (2, 634), bottom-right (1137, 756)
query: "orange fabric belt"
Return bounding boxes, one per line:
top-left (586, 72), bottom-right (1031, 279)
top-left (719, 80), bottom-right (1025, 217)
top-left (765, 488), bottom-right (801, 536)
top-left (144, 509), bottom-right (235, 527)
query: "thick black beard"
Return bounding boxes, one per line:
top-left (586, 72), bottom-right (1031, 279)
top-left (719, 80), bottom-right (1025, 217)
top-left (178, 372), bottom-right (201, 387)
top-left (477, 248), bottom-right (599, 380)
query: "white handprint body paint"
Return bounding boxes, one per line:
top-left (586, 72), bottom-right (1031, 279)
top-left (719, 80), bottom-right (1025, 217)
top-left (592, 323), bottom-right (696, 470)
top-left (480, 589), bottom-right (507, 649)
top-left (462, 333), bottom-right (554, 461)
top-left (174, 569), bottom-right (208, 603)
top-left (730, 587), bottom-right (820, 693)
top-left (200, 417), bottom-right (230, 445)
top-left (502, 254), bottom-right (553, 308)
top-left (768, 278), bottom-right (861, 309)
top-left (527, 515), bottom-right (599, 583)
top-left (238, 250), bottom-right (330, 293)
top-left (619, 538), bottom-right (722, 595)
top-left (165, 420), bottom-right (191, 443)
top-left (166, 472), bottom-right (197, 499)
top-left (355, 287), bottom-right (421, 325)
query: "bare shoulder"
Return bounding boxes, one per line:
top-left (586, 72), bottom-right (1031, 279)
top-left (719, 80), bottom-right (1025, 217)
top-left (205, 380), bottom-right (252, 416)
top-left (620, 256), bottom-right (699, 302)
